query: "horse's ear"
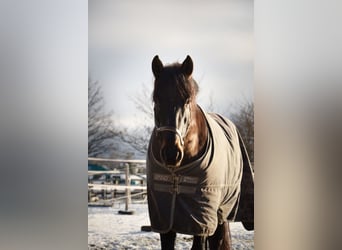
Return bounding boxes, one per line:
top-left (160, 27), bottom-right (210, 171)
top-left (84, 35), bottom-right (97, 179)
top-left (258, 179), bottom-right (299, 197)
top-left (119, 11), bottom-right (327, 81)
top-left (152, 55), bottom-right (163, 79)
top-left (181, 55), bottom-right (193, 77)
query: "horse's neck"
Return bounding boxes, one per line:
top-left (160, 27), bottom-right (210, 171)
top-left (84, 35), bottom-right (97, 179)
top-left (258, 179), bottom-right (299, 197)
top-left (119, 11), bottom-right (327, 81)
top-left (182, 105), bottom-right (208, 165)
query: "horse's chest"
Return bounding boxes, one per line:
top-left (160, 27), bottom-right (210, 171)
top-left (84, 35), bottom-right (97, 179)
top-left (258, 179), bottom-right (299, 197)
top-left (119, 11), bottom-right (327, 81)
top-left (147, 114), bottom-right (243, 236)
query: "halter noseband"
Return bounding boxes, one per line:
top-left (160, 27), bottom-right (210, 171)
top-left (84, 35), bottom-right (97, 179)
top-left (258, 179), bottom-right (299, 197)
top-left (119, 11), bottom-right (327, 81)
top-left (155, 126), bottom-right (185, 146)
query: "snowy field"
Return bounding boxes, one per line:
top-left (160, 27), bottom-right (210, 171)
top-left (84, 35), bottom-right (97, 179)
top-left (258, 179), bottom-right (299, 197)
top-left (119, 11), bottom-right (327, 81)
top-left (88, 201), bottom-right (254, 250)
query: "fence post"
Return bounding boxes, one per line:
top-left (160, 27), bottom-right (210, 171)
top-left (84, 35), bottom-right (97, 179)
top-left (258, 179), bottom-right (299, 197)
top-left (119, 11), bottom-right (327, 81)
top-left (102, 189), bottom-right (105, 200)
top-left (125, 163), bottom-right (130, 210)
top-left (118, 162), bottom-right (134, 215)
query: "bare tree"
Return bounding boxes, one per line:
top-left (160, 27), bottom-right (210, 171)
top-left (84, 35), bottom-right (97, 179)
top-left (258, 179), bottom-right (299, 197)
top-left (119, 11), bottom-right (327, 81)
top-left (88, 78), bottom-right (119, 157)
top-left (119, 125), bottom-right (152, 154)
top-left (229, 100), bottom-right (254, 163)
top-left (119, 83), bottom-right (154, 154)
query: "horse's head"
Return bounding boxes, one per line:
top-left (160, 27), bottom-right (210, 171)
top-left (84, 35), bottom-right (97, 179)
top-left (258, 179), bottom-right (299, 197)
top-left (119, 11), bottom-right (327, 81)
top-left (152, 55), bottom-right (199, 167)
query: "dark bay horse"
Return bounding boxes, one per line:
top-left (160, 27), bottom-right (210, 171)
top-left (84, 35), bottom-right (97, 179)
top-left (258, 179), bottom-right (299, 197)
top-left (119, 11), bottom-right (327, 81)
top-left (146, 55), bottom-right (254, 250)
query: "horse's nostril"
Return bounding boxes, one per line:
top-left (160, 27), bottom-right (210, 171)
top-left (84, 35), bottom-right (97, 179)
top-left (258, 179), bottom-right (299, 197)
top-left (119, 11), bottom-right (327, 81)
top-left (161, 148), bottom-right (167, 161)
top-left (161, 146), bottom-right (183, 166)
top-left (165, 147), bottom-right (177, 160)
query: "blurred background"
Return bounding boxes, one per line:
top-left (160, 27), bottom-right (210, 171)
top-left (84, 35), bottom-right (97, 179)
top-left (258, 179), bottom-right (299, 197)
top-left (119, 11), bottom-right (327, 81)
top-left (88, 0), bottom-right (254, 161)
top-left (0, 0), bottom-right (341, 249)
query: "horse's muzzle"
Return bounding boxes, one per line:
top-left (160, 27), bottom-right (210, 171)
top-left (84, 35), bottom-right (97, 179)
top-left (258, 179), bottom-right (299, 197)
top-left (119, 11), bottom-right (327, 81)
top-left (160, 144), bottom-right (184, 167)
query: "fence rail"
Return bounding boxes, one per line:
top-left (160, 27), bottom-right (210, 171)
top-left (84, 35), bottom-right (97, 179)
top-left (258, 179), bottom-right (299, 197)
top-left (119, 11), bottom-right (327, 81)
top-left (88, 157), bottom-right (146, 164)
top-left (88, 183), bottom-right (146, 191)
top-left (88, 157), bottom-right (147, 209)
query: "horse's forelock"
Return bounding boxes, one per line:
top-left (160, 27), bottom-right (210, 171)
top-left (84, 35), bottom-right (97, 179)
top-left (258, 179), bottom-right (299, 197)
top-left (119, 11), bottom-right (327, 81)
top-left (153, 64), bottom-right (198, 103)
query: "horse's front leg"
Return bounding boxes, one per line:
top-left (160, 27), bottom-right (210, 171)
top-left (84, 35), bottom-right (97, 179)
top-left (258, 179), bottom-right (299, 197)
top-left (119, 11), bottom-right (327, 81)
top-left (191, 235), bottom-right (208, 250)
top-left (160, 231), bottom-right (176, 250)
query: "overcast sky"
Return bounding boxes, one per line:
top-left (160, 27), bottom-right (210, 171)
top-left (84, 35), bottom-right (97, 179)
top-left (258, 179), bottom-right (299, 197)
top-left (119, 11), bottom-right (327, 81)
top-left (89, 0), bottom-right (253, 128)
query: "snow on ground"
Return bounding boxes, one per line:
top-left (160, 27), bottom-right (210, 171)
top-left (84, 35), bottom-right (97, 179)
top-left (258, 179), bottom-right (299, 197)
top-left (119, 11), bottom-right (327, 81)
top-left (88, 201), bottom-right (254, 250)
